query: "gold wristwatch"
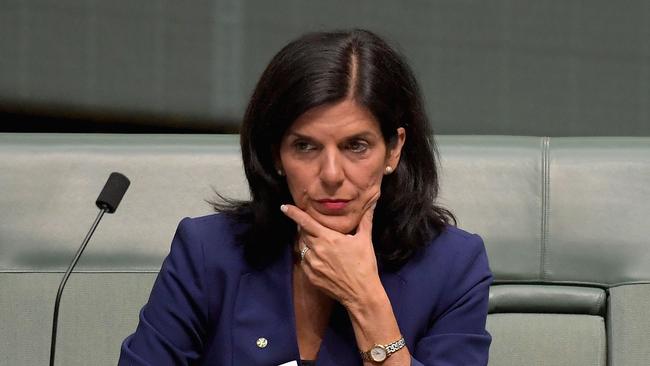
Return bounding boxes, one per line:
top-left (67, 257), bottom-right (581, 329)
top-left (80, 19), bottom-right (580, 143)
top-left (360, 336), bottom-right (406, 363)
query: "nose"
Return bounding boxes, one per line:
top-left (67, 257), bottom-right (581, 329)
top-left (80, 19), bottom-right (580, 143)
top-left (319, 148), bottom-right (344, 188)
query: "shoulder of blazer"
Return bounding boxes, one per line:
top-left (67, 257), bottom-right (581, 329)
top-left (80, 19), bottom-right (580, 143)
top-left (397, 225), bottom-right (489, 281)
top-left (177, 213), bottom-right (250, 273)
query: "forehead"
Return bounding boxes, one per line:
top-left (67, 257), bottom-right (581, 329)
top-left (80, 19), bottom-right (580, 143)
top-left (287, 99), bottom-right (382, 138)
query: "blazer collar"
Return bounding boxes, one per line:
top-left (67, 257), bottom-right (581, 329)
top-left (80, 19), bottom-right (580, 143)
top-left (232, 245), bottom-right (406, 365)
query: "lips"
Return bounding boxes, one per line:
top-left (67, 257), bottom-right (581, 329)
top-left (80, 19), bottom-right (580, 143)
top-left (315, 199), bottom-right (350, 211)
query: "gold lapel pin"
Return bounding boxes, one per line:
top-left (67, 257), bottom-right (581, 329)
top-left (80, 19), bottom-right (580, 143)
top-left (256, 337), bottom-right (268, 348)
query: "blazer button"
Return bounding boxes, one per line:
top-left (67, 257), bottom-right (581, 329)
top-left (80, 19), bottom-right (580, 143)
top-left (256, 337), bottom-right (268, 348)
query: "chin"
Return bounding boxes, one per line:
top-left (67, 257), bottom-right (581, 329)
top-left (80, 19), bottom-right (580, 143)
top-left (312, 212), bottom-right (359, 234)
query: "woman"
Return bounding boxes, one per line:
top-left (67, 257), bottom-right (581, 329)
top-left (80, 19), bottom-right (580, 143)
top-left (119, 29), bottom-right (491, 365)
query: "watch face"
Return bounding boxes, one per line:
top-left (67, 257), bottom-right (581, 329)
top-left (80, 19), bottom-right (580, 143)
top-left (370, 346), bottom-right (388, 362)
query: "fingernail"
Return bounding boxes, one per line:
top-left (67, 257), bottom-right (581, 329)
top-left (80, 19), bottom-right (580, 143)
top-left (371, 202), bottom-right (377, 210)
top-left (280, 204), bottom-right (288, 213)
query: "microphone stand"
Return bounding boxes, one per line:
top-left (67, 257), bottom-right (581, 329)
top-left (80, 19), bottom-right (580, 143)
top-left (49, 208), bottom-right (107, 366)
top-left (48, 172), bottom-right (129, 366)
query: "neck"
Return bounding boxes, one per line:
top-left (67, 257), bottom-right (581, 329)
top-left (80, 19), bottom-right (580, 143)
top-left (293, 263), bottom-right (334, 359)
top-left (293, 262), bottom-right (334, 308)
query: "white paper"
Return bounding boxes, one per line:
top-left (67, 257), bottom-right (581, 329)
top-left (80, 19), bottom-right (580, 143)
top-left (277, 361), bottom-right (298, 366)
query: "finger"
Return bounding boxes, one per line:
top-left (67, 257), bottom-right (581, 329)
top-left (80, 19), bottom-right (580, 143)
top-left (280, 204), bottom-right (327, 237)
top-left (299, 261), bottom-right (336, 299)
top-left (298, 244), bottom-right (312, 262)
top-left (298, 234), bottom-right (318, 253)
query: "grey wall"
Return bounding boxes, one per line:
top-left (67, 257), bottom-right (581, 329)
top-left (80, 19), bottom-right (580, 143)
top-left (1, 0), bottom-right (648, 135)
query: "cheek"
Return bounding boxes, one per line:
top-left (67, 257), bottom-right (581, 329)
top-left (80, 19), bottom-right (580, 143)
top-left (284, 167), bottom-right (314, 207)
top-left (367, 169), bottom-right (384, 188)
top-left (286, 178), bottom-right (307, 204)
top-left (348, 164), bottom-right (384, 193)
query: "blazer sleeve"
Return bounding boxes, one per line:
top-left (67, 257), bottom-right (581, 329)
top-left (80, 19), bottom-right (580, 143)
top-left (119, 218), bottom-right (208, 366)
top-left (411, 233), bottom-right (493, 366)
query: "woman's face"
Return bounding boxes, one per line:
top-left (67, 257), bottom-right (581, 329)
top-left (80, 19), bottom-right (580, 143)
top-left (278, 99), bottom-right (405, 234)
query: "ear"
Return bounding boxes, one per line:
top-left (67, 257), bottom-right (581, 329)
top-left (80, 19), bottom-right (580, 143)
top-left (385, 127), bottom-right (406, 173)
top-left (272, 145), bottom-right (284, 176)
top-left (273, 159), bottom-right (285, 176)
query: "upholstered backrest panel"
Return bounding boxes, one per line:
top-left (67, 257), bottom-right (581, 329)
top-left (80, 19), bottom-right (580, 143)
top-left (437, 136), bottom-right (543, 281)
top-left (0, 134), bottom-right (244, 272)
top-left (3, 134), bottom-right (649, 285)
top-left (439, 136), bottom-right (650, 286)
top-left (546, 138), bottom-right (650, 285)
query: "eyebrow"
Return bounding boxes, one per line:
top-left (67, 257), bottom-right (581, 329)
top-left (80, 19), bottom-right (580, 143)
top-left (286, 131), bottom-right (378, 140)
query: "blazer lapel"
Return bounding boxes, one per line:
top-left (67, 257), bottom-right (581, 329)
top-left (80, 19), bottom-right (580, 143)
top-left (315, 302), bottom-right (359, 365)
top-left (232, 247), bottom-right (301, 365)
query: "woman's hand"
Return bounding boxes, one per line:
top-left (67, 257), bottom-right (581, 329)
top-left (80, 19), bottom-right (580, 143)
top-left (281, 201), bottom-right (411, 365)
top-left (280, 200), bottom-right (383, 310)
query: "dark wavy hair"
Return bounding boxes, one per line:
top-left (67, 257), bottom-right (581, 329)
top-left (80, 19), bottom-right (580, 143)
top-left (214, 29), bottom-right (454, 270)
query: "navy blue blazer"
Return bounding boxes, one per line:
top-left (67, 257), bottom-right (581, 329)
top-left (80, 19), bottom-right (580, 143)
top-left (119, 214), bottom-right (492, 365)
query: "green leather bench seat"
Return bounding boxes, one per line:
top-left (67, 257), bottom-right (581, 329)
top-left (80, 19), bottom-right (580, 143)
top-left (1, 134), bottom-right (649, 365)
top-left (488, 313), bottom-right (606, 365)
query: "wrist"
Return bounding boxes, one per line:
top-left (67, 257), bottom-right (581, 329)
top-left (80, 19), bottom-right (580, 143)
top-left (344, 280), bottom-right (388, 314)
top-left (344, 284), bottom-right (408, 363)
top-left (360, 336), bottom-right (406, 363)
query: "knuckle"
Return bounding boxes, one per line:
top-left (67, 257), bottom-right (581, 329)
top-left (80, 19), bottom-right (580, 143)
top-left (310, 260), bottom-right (326, 275)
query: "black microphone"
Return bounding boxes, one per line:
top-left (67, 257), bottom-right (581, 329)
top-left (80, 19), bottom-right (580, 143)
top-left (96, 172), bottom-right (131, 213)
top-left (49, 172), bottom-right (130, 366)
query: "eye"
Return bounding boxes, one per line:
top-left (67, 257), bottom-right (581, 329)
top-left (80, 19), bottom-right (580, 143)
top-left (346, 140), bottom-right (369, 153)
top-left (293, 140), bottom-right (316, 153)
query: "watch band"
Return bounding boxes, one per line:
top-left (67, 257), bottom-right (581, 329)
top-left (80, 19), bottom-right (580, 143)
top-left (360, 336), bottom-right (406, 363)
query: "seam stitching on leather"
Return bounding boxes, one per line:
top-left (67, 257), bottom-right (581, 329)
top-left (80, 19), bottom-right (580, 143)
top-left (540, 137), bottom-right (550, 281)
top-left (605, 288), bottom-right (614, 366)
top-left (599, 314), bottom-right (606, 366)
